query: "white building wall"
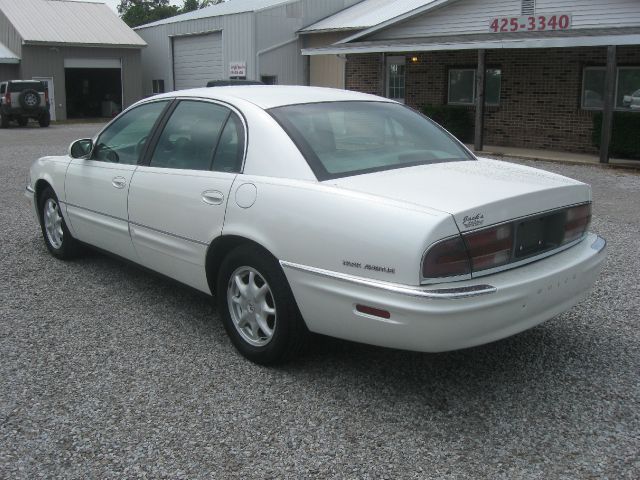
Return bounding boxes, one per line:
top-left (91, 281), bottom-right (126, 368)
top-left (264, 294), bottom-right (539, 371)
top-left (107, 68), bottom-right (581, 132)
top-left (370, 0), bottom-right (640, 40)
top-left (136, 12), bottom-right (254, 96)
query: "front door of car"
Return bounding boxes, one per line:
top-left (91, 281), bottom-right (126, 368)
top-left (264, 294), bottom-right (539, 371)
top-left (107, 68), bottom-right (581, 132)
top-left (127, 99), bottom-right (245, 293)
top-left (64, 100), bottom-right (170, 260)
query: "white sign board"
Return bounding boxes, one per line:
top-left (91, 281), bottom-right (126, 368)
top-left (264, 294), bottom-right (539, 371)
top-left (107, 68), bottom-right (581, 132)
top-left (229, 62), bottom-right (247, 78)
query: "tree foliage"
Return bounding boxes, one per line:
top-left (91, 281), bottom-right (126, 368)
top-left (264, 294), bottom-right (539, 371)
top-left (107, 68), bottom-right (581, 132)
top-left (118, 1), bottom-right (224, 28)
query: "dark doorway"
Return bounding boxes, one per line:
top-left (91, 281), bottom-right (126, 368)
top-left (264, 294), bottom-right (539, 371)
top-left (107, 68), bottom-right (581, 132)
top-left (65, 68), bottom-right (122, 119)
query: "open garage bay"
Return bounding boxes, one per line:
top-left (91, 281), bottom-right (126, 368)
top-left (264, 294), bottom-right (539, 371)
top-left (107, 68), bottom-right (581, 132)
top-left (0, 124), bottom-right (638, 478)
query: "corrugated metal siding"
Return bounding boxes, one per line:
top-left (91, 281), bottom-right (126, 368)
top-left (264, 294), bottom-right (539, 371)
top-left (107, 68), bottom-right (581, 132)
top-left (371, 0), bottom-right (640, 40)
top-left (258, 39), bottom-right (304, 84)
top-left (19, 45), bottom-right (142, 121)
top-left (0, 9), bottom-right (22, 58)
top-left (137, 13), bottom-right (255, 95)
top-left (0, 0), bottom-right (145, 47)
top-left (173, 32), bottom-right (223, 89)
top-left (0, 40), bottom-right (19, 63)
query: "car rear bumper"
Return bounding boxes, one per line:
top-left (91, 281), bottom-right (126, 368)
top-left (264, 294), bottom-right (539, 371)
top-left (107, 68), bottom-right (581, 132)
top-left (282, 232), bottom-right (606, 352)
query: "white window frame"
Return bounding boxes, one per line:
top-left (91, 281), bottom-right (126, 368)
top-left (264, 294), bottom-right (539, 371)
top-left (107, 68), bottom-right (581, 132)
top-left (581, 66), bottom-right (640, 112)
top-left (386, 56), bottom-right (406, 104)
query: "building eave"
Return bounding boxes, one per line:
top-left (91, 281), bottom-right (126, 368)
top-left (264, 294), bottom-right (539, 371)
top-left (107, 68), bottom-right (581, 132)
top-left (303, 32), bottom-right (640, 55)
top-left (22, 40), bottom-right (147, 49)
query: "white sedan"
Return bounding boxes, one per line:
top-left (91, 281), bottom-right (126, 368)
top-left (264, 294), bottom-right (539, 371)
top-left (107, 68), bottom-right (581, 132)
top-left (26, 86), bottom-right (606, 364)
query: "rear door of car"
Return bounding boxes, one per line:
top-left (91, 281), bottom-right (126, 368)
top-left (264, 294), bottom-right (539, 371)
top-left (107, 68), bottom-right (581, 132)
top-left (64, 100), bottom-right (171, 260)
top-left (127, 98), bottom-right (245, 293)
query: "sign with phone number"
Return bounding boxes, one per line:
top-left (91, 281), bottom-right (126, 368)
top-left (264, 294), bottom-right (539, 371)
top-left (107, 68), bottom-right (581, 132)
top-left (489, 14), bottom-right (571, 33)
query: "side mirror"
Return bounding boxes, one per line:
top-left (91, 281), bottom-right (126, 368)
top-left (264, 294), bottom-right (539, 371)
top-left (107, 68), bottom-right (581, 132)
top-left (69, 138), bottom-right (93, 159)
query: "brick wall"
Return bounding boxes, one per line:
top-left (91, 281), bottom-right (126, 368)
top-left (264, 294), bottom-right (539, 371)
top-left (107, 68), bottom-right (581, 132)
top-left (345, 46), bottom-right (640, 154)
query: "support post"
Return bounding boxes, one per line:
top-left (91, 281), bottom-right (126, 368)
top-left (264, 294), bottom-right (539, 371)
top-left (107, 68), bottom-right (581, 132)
top-left (474, 49), bottom-right (486, 152)
top-left (600, 45), bottom-right (617, 164)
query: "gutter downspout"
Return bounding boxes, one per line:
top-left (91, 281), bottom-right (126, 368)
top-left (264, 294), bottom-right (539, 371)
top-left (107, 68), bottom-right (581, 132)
top-left (256, 37), bottom-right (299, 83)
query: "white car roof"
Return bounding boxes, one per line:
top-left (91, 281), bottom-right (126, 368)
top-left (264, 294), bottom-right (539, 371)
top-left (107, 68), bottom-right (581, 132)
top-left (156, 86), bottom-right (391, 110)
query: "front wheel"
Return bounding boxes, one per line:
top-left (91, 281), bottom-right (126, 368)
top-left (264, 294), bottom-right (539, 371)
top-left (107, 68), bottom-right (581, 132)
top-left (38, 187), bottom-right (80, 259)
top-left (216, 245), bottom-right (309, 364)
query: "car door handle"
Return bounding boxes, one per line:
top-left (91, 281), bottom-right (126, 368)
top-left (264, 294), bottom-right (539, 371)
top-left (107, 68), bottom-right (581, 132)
top-left (112, 176), bottom-right (127, 189)
top-left (202, 190), bottom-right (224, 205)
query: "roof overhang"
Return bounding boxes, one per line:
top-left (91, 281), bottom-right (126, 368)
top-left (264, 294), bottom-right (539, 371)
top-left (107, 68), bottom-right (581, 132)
top-left (22, 41), bottom-right (146, 49)
top-left (0, 41), bottom-right (20, 63)
top-left (302, 32), bottom-right (640, 56)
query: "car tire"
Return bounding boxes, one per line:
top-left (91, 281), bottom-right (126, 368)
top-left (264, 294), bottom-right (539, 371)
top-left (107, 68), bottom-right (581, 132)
top-left (217, 244), bottom-right (309, 365)
top-left (39, 111), bottom-right (51, 128)
top-left (17, 117), bottom-right (28, 127)
top-left (0, 114), bottom-right (9, 128)
top-left (19, 89), bottom-right (40, 111)
top-left (38, 186), bottom-right (81, 260)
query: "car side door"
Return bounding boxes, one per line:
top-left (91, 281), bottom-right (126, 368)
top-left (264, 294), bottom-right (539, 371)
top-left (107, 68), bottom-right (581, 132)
top-left (64, 100), bottom-right (170, 260)
top-left (127, 99), bottom-right (245, 293)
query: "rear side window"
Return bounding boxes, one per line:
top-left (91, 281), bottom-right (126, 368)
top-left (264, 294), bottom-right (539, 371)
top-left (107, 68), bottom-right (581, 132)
top-left (0, 84), bottom-right (5, 94)
top-left (270, 101), bottom-right (473, 180)
top-left (8, 82), bottom-right (45, 93)
top-left (150, 100), bottom-right (243, 172)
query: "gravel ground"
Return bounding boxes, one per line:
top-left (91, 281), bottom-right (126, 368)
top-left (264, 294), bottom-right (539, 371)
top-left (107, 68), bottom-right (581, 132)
top-left (1, 123), bottom-right (638, 479)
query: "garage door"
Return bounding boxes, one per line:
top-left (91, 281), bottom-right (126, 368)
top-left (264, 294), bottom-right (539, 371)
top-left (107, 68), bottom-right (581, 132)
top-left (173, 32), bottom-right (223, 90)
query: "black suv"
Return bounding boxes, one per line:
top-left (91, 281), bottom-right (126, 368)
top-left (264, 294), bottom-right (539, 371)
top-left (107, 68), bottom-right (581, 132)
top-left (0, 80), bottom-right (51, 128)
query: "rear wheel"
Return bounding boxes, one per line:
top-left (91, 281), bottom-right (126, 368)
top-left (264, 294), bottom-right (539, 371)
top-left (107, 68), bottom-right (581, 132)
top-left (0, 114), bottom-right (8, 128)
top-left (39, 111), bottom-right (50, 128)
top-left (217, 245), bottom-right (309, 364)
top-left (17, 117), bottom-right (28, 127)
top-left (38, 186), bottom-right (80, 259)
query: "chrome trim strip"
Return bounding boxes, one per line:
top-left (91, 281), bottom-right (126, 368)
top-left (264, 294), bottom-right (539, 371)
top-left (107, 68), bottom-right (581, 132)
top-left (25, 185), bottom-right (35, 193)
top-left (280, 260), bottom-right (497, 300)
top-left (590, 235), bottom-right (606, 253)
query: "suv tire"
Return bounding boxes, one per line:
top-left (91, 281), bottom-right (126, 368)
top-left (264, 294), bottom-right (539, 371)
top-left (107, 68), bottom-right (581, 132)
top-left (0, 114), bottom-right (8, 128)
top-left (39, 111), bottom-right (50, 128)
top-left (19, 89), bottom-right (41, 111)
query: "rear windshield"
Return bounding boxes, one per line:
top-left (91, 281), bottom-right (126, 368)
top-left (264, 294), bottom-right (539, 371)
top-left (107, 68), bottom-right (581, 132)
top-left (269, 101), bottom-right (474, 180)
top-left (9, 82), bottom-right (45, 93)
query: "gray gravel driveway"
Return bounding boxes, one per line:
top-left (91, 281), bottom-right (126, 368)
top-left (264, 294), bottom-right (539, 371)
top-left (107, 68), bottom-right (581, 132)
top-left (1, 123), bottom-right (638, 479)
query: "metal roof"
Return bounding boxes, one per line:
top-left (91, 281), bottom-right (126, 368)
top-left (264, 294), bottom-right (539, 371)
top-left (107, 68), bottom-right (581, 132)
top-left (0, 0), bottom-right (146, 47)
top-left (0, 41), bottom-right (19, 64)
top-left (301, 0), bottom-right (438, 33)
top-left (136, 0), bottom-right (296, 30)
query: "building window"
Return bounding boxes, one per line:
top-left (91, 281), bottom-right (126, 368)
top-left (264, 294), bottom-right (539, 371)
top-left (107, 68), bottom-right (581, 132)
top-left (521, 0), bottom-right (535, 15)
top-left (152, 79), bottom-right (165, 94)
top-left (386, 56), bottom-right (406, 103)
top-left (261, 75), bottom-right (278, 85)
top-left (581, 67), bottom-right (640, 111)
top-left (448, 68), bottom-right (501, 106)
top-left (617, 67), bottom-right (640, 111)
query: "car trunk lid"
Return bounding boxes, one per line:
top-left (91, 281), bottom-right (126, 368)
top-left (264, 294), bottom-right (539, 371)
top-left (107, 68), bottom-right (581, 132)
top-left (328, 158), bottom-right (590, 232)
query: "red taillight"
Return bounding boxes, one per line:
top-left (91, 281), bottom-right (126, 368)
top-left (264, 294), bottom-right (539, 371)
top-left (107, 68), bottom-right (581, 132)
top-left (422, 236), bottom-right (471, 278)
top-left (44, 88), bottom-right (49, 104)
top-left (563, 203), bottom-right (591, 244)
top-left (464, 224), bottom-right (513, 272)
top-left (4, 92), bottom-right (10, 106)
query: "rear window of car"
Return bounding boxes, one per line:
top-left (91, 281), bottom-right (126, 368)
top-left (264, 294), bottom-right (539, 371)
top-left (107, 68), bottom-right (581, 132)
top-left (9, 82), bottom-right (45, 93)
top-left (269, 101), bottom-right (474, 180)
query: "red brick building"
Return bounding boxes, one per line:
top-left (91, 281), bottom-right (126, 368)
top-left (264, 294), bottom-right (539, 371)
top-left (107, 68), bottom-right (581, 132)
top-left (302, 0), bottom-right (640, 161)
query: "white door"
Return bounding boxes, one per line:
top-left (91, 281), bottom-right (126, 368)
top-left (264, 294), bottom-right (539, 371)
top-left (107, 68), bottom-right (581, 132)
top-left (33, 77), bottom-right (55, 121)
top-left (64, 100), bottom-right (170, 261)
top-left (128, 100), bottom-right (245, 293)
top-left (173, 32), bottom-right (223, 90)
